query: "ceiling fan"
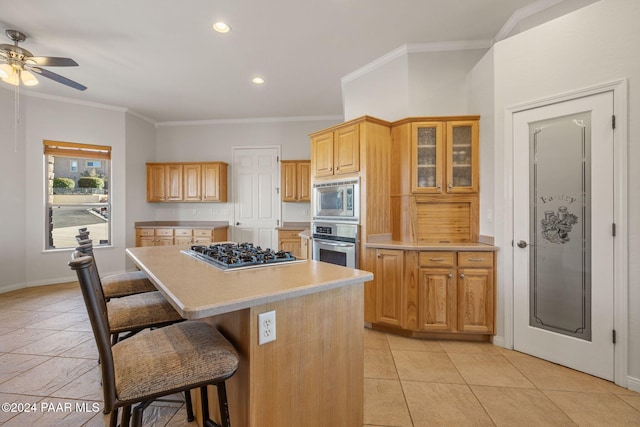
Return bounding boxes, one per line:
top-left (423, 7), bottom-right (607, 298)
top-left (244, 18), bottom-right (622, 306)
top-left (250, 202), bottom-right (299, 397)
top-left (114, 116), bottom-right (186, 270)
top-left (0, 29), bottom-right (86, 91)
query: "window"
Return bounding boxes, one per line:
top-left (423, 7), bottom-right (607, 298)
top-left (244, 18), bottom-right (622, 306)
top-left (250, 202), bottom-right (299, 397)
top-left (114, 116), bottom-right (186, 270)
top-left (44, 140), bottom-right (111, 250)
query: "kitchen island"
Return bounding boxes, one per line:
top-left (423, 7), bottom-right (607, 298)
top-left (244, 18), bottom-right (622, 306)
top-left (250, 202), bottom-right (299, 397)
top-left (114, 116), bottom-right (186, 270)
top-left (126, 245), bottom-right (373, 427)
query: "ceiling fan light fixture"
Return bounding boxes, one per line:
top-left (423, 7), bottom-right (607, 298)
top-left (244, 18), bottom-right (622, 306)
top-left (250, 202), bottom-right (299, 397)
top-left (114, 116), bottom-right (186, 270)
top-left (213, 22), bottom-right (231, 33)
top-left (0, 63), bottom-right (10, 79)
top-left (21, 69), bottom-right (38, 86)
top-left (2, 67), bottom-right (19, 86)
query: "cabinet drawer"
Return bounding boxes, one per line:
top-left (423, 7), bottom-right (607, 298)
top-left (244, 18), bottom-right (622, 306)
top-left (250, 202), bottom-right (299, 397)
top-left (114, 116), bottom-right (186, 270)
top-left (174, 228), bottom-right (193, 237)
top-left (155, 228), bottom-right (174, 237)
top-left (419, 252), bottom-right (455, 267)
top-left (137, 228), bottom-right (154, 237)
top-left (458, 252), bottom-right (493, 268)
top-left (193, 229), bottom-right (213, 237)
top-left (278, 230), bottom-right (303, 240)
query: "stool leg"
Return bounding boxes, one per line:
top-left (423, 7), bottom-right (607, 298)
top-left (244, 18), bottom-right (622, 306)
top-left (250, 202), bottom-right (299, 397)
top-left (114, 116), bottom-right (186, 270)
top-left (200, 386), bottom-right (210, 422)
top-left (217, 382), bottom-right (231, 427)
top-left (185, 390), bottom-right (195, 422)
top-left (131, 401), bottom-right (151, 427)
top-left (109, 407), bottom-right (118, 427)
top-left (121, 405), bottom-right (131, 427)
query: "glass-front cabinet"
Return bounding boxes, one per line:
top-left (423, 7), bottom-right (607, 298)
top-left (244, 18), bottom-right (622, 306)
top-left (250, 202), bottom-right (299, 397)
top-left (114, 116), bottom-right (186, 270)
top-left (411, 119), bottom-right (479, 194)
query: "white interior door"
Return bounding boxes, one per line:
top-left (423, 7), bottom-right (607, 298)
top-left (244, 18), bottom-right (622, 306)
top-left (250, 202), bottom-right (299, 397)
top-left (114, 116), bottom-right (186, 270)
top-left (513, 92), bottom-right (615, 380)
top-left (232, 147), bottom-right (280, 249)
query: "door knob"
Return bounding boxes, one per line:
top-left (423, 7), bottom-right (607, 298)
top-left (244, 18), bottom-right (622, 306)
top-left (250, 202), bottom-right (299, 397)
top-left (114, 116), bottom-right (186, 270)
top-left (517, 240), bottom-right (534, 248)
top-left (236, 222), bottom-right (240, 226)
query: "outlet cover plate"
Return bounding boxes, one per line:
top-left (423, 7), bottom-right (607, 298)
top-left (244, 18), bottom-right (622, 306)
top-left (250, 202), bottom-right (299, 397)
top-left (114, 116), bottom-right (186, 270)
top-left (258, 310), bottom-right (276, 345)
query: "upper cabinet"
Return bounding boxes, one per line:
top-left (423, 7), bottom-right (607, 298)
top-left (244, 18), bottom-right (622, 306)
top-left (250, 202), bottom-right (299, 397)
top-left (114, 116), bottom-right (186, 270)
top-left (411, 119), bottom-right (479, 194)
top-left (281, 160), bottom-right (311, 202)
top-left (146, 162), bottom-right (228, 203)
top-left (311, 123), bottom-right (360, 178)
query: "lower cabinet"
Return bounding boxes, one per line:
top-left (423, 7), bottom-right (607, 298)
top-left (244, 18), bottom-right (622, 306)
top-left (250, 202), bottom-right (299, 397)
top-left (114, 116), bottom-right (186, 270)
top-left (375, 249), bottom-right (404, 327)
top-left (370, 248), bottom-right (494, 338)
top-left (278, 229), bottom-right (304, 258)
top-left (135, 226), bottom-right (228, 247)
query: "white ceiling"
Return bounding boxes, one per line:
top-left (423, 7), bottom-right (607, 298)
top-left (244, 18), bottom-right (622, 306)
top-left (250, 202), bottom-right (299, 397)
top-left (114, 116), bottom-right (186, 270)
top-left (0, 0), bottom-right (593, 123)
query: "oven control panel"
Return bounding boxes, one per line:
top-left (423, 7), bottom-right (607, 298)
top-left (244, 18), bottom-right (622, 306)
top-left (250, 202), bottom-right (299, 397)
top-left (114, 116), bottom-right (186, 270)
top-left (315, 225), bottom-right (332, 235)
top-left (312, 222), bottom-right (359, 243)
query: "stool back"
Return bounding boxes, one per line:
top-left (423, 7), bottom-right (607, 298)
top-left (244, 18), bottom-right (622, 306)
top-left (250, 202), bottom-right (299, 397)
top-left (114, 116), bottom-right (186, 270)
top-left (69, 253), bottom-right (117, 412)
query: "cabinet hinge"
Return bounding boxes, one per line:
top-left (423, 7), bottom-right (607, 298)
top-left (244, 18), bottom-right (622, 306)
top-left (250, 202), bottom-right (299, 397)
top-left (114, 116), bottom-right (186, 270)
top-left (612, 223), bottom-right (616, 237)
top-left (277, 156), bottom-right (280, 162)
top-left (613, 329), bottom-right (617, 344)
top-left (276, 219), bottom-right (280, 226)
top-left (276, 187), bottom-right (280, 194)
top-left (612, 115), bottom-right (616, 129)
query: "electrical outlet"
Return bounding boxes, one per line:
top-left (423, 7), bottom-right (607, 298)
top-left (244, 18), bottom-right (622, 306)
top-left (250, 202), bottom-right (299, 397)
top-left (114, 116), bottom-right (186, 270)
top-left (258, 310), bottom-right (276, 345)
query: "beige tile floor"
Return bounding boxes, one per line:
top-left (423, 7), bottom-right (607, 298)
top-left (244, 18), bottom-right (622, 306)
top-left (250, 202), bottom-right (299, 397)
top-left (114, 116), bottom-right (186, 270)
top-left (1, 282), bottom-right (639, 426)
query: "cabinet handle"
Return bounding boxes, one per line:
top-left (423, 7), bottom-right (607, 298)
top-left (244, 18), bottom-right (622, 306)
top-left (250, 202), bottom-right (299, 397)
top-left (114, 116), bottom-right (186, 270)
top-left (430, 258), bottom-right (446, 261)
top-left (448, 273), bottom-right (453, 279)
top-left (448, 183), bottom-right (453, 189)
top-left (467, 258), bottom-right (485, 262)
top-left (460, 274), bottom-right (465, 279)
top-left (437, 184), bottom-right (442, 191)
top-left (377, 254), bottom-right (381, 258)
top-left (329, 167), bottom-right (333, 172)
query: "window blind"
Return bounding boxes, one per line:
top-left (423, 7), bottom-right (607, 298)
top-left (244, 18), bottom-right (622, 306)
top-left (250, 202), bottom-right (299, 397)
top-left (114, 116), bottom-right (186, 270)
top-left (43, 140), bottom-right (111, 160)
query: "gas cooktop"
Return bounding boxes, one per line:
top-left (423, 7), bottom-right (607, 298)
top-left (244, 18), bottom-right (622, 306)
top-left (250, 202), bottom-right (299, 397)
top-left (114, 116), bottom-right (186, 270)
top-left (182, 242), bottom-right (299, 271)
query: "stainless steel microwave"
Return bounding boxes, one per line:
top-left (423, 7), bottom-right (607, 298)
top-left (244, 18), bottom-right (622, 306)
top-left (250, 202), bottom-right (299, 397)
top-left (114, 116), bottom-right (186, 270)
top-left (312, 178), bottom-right (359, 222)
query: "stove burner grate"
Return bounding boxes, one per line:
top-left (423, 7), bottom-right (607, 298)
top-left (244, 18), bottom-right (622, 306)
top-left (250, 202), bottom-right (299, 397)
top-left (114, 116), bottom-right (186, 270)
top-left (183, 242), bottom-right (297, 270)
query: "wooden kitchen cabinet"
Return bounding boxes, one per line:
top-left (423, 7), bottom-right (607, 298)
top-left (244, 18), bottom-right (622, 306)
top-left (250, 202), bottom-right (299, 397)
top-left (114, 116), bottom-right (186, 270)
top-left (417, 251), bottom-right (457, 331)
top-left (311, 123), bottom-right (359, 178)
top-left (281, 160), bottom-right (311, 202)
top-left (146, 162), bottom-right (228, 202)
top-left (368, 248), bottom-right (494, 339)
top-left (278, 229), bottom-right (303, 258)
top-left (135, 226), bottom-right (228, 247)
top-left (146, 164), bottom-right (183, 202)
top-left (374, 249), bottom-right (404, 328)
top-left (457, 252), bottom-right (494, 333)
top-left (411, 119), bottom-right (479, 194)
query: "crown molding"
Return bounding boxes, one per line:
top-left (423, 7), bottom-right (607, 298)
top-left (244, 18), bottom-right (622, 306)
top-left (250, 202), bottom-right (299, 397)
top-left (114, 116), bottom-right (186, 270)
top-left (341, 40), bottom-right (491, 86)
top-left (493, 0), bottom-right (564, 42)
top-left (124, 108), bottom-right (157, 125)
top-left (14, 89), bottom-right (128, 113)
top-left (157, 115), bottom-right (344, 127)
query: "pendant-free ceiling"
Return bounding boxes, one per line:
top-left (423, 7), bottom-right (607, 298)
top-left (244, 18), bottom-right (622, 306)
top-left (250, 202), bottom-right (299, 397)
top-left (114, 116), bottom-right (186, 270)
top-left (0, 29), bottom-right (86, 91)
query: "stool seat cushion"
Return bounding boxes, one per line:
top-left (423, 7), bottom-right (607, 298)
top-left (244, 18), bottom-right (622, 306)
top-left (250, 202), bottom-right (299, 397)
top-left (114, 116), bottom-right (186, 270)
top-left (107, 291), bottom-right (184, 333)
top-left (102, 271), bottom-right (157, 299)
top-left (112, 321), bottom-right (238, 402)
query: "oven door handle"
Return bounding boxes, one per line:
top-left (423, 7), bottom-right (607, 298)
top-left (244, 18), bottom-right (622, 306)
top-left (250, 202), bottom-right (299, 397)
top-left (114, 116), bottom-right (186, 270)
top-left (316, 241), bottom-right (354, 248)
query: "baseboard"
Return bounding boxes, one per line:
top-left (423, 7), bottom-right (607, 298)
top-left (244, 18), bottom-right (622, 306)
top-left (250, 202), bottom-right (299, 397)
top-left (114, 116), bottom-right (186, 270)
top-left (0, 274), bottom-right (78, 295)
top-left (491, 335), bottom-right (506, 348)
top-left (627, 376), bottom-right (640, 393)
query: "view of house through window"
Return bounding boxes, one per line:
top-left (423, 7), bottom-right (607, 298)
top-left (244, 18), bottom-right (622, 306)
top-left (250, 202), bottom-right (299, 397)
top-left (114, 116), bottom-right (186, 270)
top-left (44, 140), bottom-right (111, 250)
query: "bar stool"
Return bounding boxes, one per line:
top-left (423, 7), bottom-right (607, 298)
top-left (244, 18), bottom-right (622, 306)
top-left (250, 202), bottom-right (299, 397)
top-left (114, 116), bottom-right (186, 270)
top-left (70, 254), bottom-right (238, 427)
top-left (75, 229), bottom-right (156, 299)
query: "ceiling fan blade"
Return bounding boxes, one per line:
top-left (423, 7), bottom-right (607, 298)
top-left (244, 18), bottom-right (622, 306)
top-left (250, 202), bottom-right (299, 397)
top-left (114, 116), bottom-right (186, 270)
top-left (28, 56), bottom-right (79, 67)
top-left (30, 66), bottom-right (87, 91)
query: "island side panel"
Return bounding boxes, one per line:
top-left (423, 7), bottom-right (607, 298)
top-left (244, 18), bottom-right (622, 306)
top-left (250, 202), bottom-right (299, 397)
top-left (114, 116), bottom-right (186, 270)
top-left (196, 283), bottom-right (364, 426)
top-left (249, 283), bottom-right (364, 426)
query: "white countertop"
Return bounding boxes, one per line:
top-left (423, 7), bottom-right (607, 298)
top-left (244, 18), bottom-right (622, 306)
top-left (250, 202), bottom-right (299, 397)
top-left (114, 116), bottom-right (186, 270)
top-left (126, 245), bottom-right (373, 319)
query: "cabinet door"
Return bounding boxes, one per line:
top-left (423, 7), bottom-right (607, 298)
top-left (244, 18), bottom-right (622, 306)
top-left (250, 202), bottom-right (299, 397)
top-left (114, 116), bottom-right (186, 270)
top-left (137, 236), bottom-right (155, 247)
top-left (375, 249), bottom-right (404, 327)
top-left (334, 124), bottom-right (359, 175)
top-left (411, 122), bottom-right (444, 193)
top-left (446, 120), bottom-right (479, 193)
top-left (281, 162), bottom-right (298, 202)
top-left (418, 268), bottom-right (456, 331)
top-left (312, 132), bottom-right (334, 178)
top-left (146, 164), bottom-right (166, 202)
top-left (457, 267), bottom-right (493, 333)
top-left (165, 164), bottom-right (183, 201)
top-left (155, 237), bottom-right (175, 246)
top-left (297, 162), bottom-right (311, 201)
top-left (183, 164), bottom-right (202, 201)
top-left (202, 163), bottom-right (226, 202)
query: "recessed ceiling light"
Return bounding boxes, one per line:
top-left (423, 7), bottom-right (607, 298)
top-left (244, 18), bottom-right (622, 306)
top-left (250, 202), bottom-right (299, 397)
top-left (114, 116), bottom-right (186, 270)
top-left (213, 22), bottom-right (231, 33)
top-left (252, 77), bottom-right (265, 85)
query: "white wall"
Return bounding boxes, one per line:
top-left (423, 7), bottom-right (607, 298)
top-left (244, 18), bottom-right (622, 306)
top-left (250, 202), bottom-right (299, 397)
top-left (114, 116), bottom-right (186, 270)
top-left (154, 118), bottom-right (341, 224)
top-left (0, 87), bottom-right (27, 292)
top-left (408, 49), bottom-right (487, 116)
top-left (19, 96), bottom-right (128, 287)
top-left (124, 112), bottom-right (157, 268)
top-left (490, 0), bottom-right (640, 382)
top-left (466, 50), bottom-right (495, 238)
top-left (342, 54), bottom-right (409, 122)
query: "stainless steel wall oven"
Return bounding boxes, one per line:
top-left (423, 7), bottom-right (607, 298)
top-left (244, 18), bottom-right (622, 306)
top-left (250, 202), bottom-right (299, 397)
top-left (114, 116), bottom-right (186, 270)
top-left (312, 222), bottom-right (359, 269)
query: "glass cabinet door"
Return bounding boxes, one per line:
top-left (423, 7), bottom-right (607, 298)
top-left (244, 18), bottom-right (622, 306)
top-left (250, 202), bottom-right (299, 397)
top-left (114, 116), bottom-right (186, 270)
top-left (411, 122), bottom-right (444, 193)
top-left (446, 121), bottom-right (479, 193)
